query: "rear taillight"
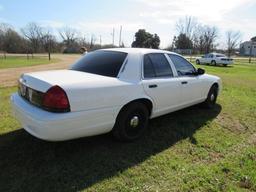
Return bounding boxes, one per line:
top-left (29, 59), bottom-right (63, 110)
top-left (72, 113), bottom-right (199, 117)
top-left (43, 85), bottom-right (70, 113)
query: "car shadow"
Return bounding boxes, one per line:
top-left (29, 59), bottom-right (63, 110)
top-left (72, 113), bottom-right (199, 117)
top-left (0, 104), bottom-right (221, 192)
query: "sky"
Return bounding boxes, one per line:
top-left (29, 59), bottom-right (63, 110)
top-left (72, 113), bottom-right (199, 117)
top-left (0, 0), bottom-right (255, 48)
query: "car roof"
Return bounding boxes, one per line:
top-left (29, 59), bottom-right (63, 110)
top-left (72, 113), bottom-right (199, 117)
top-left (210, 52), bottom-right (225, 55)
top-left (101, 48), bottom-right (179, 56)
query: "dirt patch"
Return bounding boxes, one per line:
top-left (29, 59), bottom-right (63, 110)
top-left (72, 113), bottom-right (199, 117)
top-left (0, 54), bottom-right (80, 87)
top-left (216, 113), bottom-right (248, 133)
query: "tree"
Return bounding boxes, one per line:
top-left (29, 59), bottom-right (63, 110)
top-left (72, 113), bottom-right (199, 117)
top-left (21, 22), bottom-right (43, 53)
top-left (3, 28), bottom-right (27, 53)
top-left (203, 26), bottom-right (218, 53)
top-left (59, 27), bottom-right (78, 48)
top-left (174, 33), bottom-right (193, 49)
top-left (0, 23), bottom-right (12, 52)
top-left (0, 23), bottom-right (28, 53)
top-left (176, 16), bottom-right (198, 39)
top-left (132, 29), bottom-right (160, 49)
top-left (226, 30), bottom-right (241, 57)
top-left (41, 30), bottom-right (57, 60)
top-left (193, 25), bottom-right (218, 54)
top-left (150, 34), bottom-right (160, 49)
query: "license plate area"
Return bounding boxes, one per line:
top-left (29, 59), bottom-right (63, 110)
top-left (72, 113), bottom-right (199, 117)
top-left (18, 82), bottom-right (44, 108)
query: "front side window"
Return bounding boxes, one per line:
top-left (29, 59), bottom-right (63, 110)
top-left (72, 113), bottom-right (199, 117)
top-left (70, 51), bottom-right (127, 77)
top-left (168, 54), bottom-right (196, 76)
top-left (143, 53), bottom-right (173, 78)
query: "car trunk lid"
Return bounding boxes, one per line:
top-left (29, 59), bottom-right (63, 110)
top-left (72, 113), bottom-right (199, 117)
top-left (18, 70), bottom-right (117, 112)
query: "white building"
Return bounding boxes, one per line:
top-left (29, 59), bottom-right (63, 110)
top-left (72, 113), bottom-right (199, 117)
top-left (240, 41), bottom-right (256, 56)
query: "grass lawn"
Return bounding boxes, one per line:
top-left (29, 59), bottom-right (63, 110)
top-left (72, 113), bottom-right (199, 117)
top-left (0, 56), bottom-right (60, 69)
top-left (0, 62), bottom-right (255, 191)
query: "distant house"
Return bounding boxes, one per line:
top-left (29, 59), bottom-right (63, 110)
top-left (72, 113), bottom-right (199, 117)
top-left (240, 41), bottom-right (256, 56)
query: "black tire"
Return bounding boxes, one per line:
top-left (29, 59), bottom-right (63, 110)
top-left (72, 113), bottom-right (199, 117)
top-left (113, 102), bottom-right (149, 141)
top-left (211, 60), bottom-right (217, 66)
top-left (203, 85), bottom-right (218, 109)
top-left (196, 59), bottom-right (200, 65)
top-left (223, 64), bottom-right (227, 67)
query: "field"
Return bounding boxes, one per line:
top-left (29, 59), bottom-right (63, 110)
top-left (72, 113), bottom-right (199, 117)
top-left (0, 56), bottom-right (60, 69)
top-left (0, 62), bottom-right (255, 191)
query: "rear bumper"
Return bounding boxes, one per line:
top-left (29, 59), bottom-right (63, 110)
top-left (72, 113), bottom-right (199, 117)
top-left (218, 60), bottom-right (233, 65)
top-left (11, 93), bottom-right (118, 141)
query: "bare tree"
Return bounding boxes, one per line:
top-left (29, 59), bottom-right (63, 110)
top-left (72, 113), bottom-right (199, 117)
top-left (226, 30), bottom-right (241, 57)
top-left (59, 27), bottom-right (78, 47)
top-left (21, 22), bottom-right (43, 54)
top-left (90, 34), bottom-right (96, 49)
top-left (193, 25), bottom-right (218, 54)
top-left (176, 16), bottom-right (198, 39)
top-left (203, 26), bottom-right (218, 53)
top-left (41, 29), bottom-right (56, 60)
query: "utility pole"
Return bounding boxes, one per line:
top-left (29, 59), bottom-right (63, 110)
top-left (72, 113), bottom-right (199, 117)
top-left (111, 28), bottom-right (115, 46)
top-left (100, 35), bottom-right (102, 47)
top-left (119, 26), bottom-right (122, 47)
top-left (249, 41), bottom-right (253, 63)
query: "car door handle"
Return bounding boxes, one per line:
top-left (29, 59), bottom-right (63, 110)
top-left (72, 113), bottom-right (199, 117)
top-left (181, 81), bottom-right (188, 85)
top-left (149, 84), bottom-right (158, 88)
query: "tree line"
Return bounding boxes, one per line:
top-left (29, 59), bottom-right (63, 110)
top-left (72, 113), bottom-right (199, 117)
top-left (168, 16), bottom-right (244, 56)
top-left (0, 17), bottom-right (251, 56)
top-left (0, 22), bottom-right (115, 58)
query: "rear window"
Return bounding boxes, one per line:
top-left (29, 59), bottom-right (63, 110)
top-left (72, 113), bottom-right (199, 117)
top-left (70, 51), bottom-right (127, 77)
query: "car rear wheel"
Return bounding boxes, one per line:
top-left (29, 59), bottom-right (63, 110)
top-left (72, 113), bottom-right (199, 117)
top-left (196, 59), bottom-right (200, 64)
top-left (223, 64), bottom-right (228, 67)
top-left (203, 85), bottom-right (218, 109)
top-left (113, 102), bottom-right (149, 141)
top-left (211, 60), bottom-right (217, 66)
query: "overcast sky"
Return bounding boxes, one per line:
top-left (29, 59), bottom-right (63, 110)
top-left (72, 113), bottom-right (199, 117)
top-left (0, 0), bottom-right (255, 48)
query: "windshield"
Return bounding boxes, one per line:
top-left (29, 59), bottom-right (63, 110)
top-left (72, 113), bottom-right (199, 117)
top-left (70, 50), bottom-right (127, 77)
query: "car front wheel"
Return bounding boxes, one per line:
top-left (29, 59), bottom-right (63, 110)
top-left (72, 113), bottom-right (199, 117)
top-left (203, 85), bottom-right (218, 109)
top-left (196, 59), bottom-right (200, 64)
top-left (113, 102), bottom-right (149, 141)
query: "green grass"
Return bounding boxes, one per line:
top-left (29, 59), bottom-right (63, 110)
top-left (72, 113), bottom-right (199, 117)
top-left (0, 62), bottom-right (256, 191)
top-left (0, 56), bottom-right (59, 69)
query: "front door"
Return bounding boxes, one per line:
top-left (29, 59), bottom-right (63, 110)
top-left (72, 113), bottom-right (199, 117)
top-left (168, 54), bottom-right (205, 106)
top-left (141, 53), bottom-right (182, 116)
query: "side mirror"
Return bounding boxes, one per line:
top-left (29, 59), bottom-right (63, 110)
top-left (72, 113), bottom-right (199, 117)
top-left (197, 68), bottom-right (205, 75)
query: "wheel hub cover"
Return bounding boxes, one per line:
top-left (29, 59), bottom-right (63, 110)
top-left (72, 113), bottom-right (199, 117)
top-left (130, 116), bottom-right (139, 128)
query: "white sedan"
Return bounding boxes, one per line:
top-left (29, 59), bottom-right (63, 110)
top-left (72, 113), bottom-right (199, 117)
top-left (11, 48), bottom-right (222, 141)
top-left (196, 53), bottom-right (233, 66)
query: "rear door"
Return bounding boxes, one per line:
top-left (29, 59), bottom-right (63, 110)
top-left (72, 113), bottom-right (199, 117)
top-left (142, 53), bottom-right (182, 116)
top-left (168, 54), bottom-right (205, 106)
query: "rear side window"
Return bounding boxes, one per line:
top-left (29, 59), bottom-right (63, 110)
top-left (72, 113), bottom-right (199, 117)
top-left (70, 51), bottom-right (127, 77)
top-left (144, 53), bottom-right (173, 78)
top-left (168, 54), bottom-right (196, 76)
